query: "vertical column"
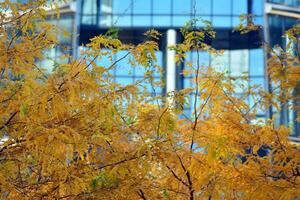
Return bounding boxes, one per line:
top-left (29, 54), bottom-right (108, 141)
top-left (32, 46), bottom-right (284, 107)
top-left (73, 0), bottom-right (82, 59)
top-left (166, 29), bottom-right (177, 94)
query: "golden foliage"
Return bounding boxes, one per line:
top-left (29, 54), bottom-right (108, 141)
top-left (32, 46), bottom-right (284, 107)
top-left (0, 2), bottom-right (299, 200)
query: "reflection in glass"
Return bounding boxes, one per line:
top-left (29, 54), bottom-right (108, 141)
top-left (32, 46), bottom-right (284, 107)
top-left (153, 16), bottom-right (171, 27)
top-left (232, 0), bottom-right (247, 15)
top-left (133, 16), bottom-right (151, 26)
top-left (195, 0), bottom-right (212, 15)
top-left (133, 0), bottom-right (151, 14)
top-left (230, 50), bottom-right (249, 77)
top-left (173, 16), bottom-right (192, 27)
top-left (113, 0), bottom-right (132, 14)
top-left (250, 49), bottom-right (264, 76)
top-left (173, 0), bottom-right (191, 14)
top-left (213, 0), bottom-right (231, 15)
top-left (211, 50), bottom-right (229, 73)
top-left (213, 16), bottom-right (231, 27)
top-left (153, 0), bottom-right (171, 14)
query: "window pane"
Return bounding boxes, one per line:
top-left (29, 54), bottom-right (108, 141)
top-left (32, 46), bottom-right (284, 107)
top-left (211, 50), bottom-right (229, 73)
top-left (232, 79), bottom-right (248, 93)
top-left (213, 16), bottom-right (231, 27)
top-left (153, 16), bottom-right (171, 27)
top-left (188, 51), bottom-right (210, 68)
top-left (230, 50), bottom-right (249, 77)
top-left (82, 15), bottom-right (94, 25)
top-left (233, 0), bottom-right (247, 15)
top-left (113, 15), bottom-right (131, 26)
top-left (173, 16), bottom-right (192, 27)
top-left (115, 77), bottom-right (133, 85)
top-left (113, 0), bottom-right (132, 14)
top-left (101, 0), bottom-right (113, 14)
top-left (213, 0), bottom-right (231, 15)
top-left (133, 0), bottom-right (151, 14)
top-left (184, 78), bottom-right (192, 88)
top-left (250, 49), bottom-right (264, 76)
top-left (252, 0), bottom-right (263, 16)
top-left (100, 14), bottom-right (113, 27)
top-left (115, 51), bottom-right (133, 76)
top-left (250, 77), bottom-right (265, 88)
top-left (153, 0), bottom-right (171, 14)
top-left (154, 51), bottom-right (163, 67)
top-left (173, 0), bottom-right (191, 15)
top-left (96, 49), bottom-right (112, 68)
top-left (195, 0), bottom-right (212, 15)
top-left (133, 16), bottom-right (151, 26)
top-left (232, 16), bottom-right (241, 27)
top-left (83, 0), bottom-right (97, 15)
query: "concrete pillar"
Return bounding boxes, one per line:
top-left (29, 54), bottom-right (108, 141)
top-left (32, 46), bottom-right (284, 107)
top-left (166, 29), bottom-right (177, 94)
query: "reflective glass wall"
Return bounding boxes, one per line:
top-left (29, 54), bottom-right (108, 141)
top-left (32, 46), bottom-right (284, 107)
top-left (81, 0), bottom-right (263, 28)
top-left (41, 12), bottom-right (76, 73)
top-left (79, 0), bottom-right (266, 113)
top-left (267, 14), bottom-right (300, 135)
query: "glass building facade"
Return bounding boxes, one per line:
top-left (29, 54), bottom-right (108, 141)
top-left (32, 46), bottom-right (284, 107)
top-left (43, 0), bottom-right (299, 135)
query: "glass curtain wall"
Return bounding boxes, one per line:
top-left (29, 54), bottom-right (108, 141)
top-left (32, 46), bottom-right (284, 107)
top-left (268, 14), bottom-right (300, 135)
top-left (79, 0), bottom-right (266, 118)
top-left (81, 0), bottom-right (263, 28)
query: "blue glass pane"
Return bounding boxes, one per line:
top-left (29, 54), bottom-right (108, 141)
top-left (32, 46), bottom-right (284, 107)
top-left (213, 0), bottom-right (231, 15)
top-left (184, 78), bottom-right (192, 88)
top-left (82, 15), bottom-right (95, 25)
top-left (113, 0), bottom-right (132, 14)
top-left (213, 16), bottom-right (231, 27)
top-left (113, 15), bottom-right (132, 26)
top-left (232, 79), bottom-right (248, 94)
top-left (100, 15), bottom-right (113, 27)
top-left (133, 16), bottom-right (151, 26)
top-left (232, 17), bottom-right (241, 27)
top-left (233, 0), bottom-right (247, 15)
top-left (196, 51), bottom-right (210, 66)
top-left (153, 16), bottom-right (171, 27)
top-left (249, 77), bottom-right (265, 88)
top-left (252, 0), bottom-right (263, 16)
top-left (101, 0), bottom-right (113, 14)
top-left (135, 65), bottom-right (146, 77)
top-left (249, 95), bottom-right (265, 115)
top-left (154, 51), bottom-right (163, 66)
top-left (97, 50), bottom-right (112, 68)
top-left (83, 0), bottom-right (97, 15)
top-left (230, 50), bottom-right (249, 77)
top-left (173, 16), bottom-right (192, 27)
top-left (115, 51), bottom-right (133, 76)
top-left (250, 49), bottom-right (264, 76)
top-left (173, 0), bottom-right (191, 15)
top-left (195, 0), bottom-right (212, 15)
top-left (254, 17), bottom-right (264, 26)
top-left (115, 77), bottom-right (133, 85)
top-left (133, 0), bottom-right (151, 14)
top-left (211, 51), bottom-right (229, 73)
top-left (153, 0), bottom-right (171, 14)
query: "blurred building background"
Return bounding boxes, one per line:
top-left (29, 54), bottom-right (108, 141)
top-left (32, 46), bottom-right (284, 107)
top-left (13, 0), bottom-right (300, 136)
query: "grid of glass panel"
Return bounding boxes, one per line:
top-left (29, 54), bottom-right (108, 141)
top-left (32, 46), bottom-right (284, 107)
top-left (182, 48), bottom-right (266, 118)
top-left (79, 0), bottom-right (299, 134)
top-left (81, 0), bottom-right (264, 28)
top-left (40, 13), bottom-right (75, 73)
top-left (268, 14), bottom-right (300, 134)
top-left (94, 49), bottom-right (163, 95)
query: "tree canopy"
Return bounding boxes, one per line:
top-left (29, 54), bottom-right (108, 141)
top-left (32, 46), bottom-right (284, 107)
top-left (0, 1), bottom-right (300, 199)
